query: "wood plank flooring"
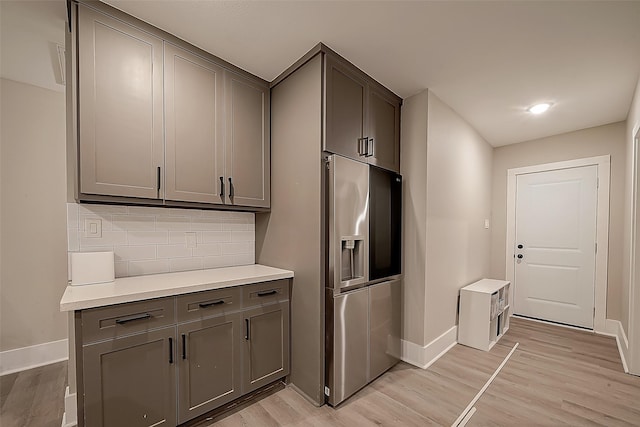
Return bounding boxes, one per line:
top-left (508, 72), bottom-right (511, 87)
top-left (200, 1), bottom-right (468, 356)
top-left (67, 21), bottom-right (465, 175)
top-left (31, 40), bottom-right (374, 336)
top-left (1, 317), bottom-right (639, 427)
top-left (0, 361), bottom-right (67, 427)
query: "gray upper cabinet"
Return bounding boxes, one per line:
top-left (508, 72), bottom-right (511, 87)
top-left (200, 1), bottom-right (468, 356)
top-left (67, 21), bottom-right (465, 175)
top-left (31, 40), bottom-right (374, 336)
top-left (224, 72), bottom-right (270, 208)
top-left (164, 43), bottom-right (225, 204)
top-left (367, 85), bottom-right (401, 172)
top-left (323, 53), bottom-right (401, 173)
top-left (324, 56), bottom-right (366, 162)
top-left (72, 3), bottom-right (270, 209)
top-left (77, 6), bottom-right (164, 199)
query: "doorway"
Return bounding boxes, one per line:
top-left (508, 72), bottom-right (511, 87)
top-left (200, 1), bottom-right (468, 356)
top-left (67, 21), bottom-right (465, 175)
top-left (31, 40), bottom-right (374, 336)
top-left (505, 156), bottom-right (610, 332)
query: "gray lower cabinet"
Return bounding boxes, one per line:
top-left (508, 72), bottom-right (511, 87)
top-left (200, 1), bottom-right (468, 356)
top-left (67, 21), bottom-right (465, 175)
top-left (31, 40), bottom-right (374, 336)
top-left (83, 327), bottom-right (176, 427)
top-left (177, 313), bottom-right (242, 423)
top-left (77, 280), bottom-right (289, 427)
top-left (242, 301), bottom-right (290, 393)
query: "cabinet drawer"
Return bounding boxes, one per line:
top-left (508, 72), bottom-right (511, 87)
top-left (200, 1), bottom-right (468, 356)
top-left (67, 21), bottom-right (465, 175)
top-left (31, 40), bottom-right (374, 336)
top-left (177, 287), bottom-right (241, 322)
top-left (81, 297), bottom-right (175, 344)
top-left (242, 279), bottom-right (289, 308)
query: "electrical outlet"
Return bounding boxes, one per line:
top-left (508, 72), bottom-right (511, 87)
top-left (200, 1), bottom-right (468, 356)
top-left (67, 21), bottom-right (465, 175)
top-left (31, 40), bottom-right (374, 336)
top-left (85, 218), bottom-right (102, 238)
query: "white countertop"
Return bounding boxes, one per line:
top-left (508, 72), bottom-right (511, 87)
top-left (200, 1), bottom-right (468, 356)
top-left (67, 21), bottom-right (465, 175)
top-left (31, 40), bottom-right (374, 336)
top-left (60, 264), bottom-right (294, 311)
top-left (461, 278), bottom-right (510, 294)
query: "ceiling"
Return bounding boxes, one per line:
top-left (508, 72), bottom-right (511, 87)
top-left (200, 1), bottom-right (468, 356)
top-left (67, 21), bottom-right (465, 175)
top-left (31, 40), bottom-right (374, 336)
top-left (3, 1), bottom-right (640, 147)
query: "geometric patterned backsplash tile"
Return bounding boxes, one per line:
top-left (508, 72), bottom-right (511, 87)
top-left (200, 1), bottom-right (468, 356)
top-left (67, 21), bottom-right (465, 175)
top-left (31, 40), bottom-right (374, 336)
top-left (67, 202), bottom-right (255, 278)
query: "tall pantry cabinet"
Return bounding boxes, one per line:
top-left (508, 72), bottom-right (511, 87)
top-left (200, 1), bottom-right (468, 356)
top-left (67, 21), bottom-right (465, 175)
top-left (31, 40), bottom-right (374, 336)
top-left (70, 2), bottom-right (270, 210)
top-left (256, 44), bottom-right (401, 405)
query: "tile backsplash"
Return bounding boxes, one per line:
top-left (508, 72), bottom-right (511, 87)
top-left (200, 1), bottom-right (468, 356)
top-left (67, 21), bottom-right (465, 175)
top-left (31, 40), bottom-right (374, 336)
top-left (67, 203), bottom-right (255, 278)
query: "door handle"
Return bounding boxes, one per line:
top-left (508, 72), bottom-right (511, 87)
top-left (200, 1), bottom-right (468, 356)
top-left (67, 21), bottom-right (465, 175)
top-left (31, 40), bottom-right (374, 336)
top-left (182, 334), bottom-right (186, 360)
top-left (169, 337), bottom-right (173, 364)
top-left (228, 177), bottom-right (234, 199)
top-left (245, 318), bottom-right (250, 340)
top-left (220, 176), bottom-right (225, 200)
top-left (157, 167), bottom-right (161, 198)
top-left (357, 137), bottom-right (368, 156)
top-left (367, 138), bottom-right (374, 157)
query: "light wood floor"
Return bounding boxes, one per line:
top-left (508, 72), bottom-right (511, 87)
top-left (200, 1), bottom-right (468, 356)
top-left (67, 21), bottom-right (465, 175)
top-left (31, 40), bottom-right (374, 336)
top-left (2, 317), bottom-right (639, 426)
top-left (0, 361), bottom-right (67, 427)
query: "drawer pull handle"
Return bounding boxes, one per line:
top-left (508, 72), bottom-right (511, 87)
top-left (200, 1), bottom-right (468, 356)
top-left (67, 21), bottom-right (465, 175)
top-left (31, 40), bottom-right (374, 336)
top-left (169, 337), bottom-right (173, 364)
top-left (257, 290), bottom-right (277, 297)
top-left (115, 313), bottom-right (152, 325)
top-left (199, 300), bottom-right (225, 308)
top-left (245, 318), bottom-right (250, 340)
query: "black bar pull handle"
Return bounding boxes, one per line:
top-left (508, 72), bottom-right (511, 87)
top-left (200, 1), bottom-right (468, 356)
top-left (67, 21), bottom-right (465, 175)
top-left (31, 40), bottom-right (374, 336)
top-left (257, 290), bottom-right (277, 297)
top-left (182, 334), bottom-right (186, 360)
top-left (169, 337), bottom-right (173, 364)
top-left (115, 313), bottom-right (151, 325)
top-left (220, 176), bottom-right (225, 199)
top-left (228, 177), bottom-right (234, 199)
top-left (156, 166), bottom-right (162, 198)
top-left (199, 300), bottom-right (225, 308)
top-left (245, 318), bottom-right (249, 340)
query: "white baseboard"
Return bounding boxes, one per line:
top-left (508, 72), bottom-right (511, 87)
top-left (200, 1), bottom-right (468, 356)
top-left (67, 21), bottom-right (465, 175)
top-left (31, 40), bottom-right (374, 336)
top-left (401, 325), bottom-right (457, 369)
top-left (62, 387), bottom-right (78, 427)
top-left (604, 319), bottom-right (630, 374)
top-left (0, 338), bottom-right (68, 376)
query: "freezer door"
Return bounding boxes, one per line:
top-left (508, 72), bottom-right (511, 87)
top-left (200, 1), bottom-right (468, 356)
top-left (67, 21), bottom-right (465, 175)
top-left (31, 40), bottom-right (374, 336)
top-left (327, 287), bottom-right (369, 406)
top-left (327, 155), bottom-right (369, 292)
top-left (369, 279), bottom-right (401, 380)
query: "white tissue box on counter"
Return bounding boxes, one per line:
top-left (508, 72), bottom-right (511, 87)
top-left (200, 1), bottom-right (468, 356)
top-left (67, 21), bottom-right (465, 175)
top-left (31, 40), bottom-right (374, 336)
top-left (70, 251), bottom-right (115, 285)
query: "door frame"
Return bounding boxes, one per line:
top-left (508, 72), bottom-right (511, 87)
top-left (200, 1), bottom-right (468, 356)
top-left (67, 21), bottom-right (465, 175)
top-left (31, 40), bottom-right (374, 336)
top-left (505, 155), bottom-right (611, 332)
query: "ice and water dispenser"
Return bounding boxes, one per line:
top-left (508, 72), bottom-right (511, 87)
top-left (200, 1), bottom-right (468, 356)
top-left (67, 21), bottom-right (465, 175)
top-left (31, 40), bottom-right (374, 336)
top-left (340, 237), bottom-right (364, 283)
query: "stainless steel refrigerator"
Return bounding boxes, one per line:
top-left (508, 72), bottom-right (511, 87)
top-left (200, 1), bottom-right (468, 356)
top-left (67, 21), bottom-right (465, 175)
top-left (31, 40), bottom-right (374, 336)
top-left (324, 154), bottom-right (402, 406)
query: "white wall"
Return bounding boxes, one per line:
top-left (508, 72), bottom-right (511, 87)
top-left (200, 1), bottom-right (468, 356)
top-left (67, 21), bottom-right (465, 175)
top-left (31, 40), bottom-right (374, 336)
top-left (400, 91), bottom-right (428, 346)
top-left (491, 122), bottom-right (627, 322)
top-left (625, 75), bottom-right (640, 373)
top-left (401, 89), bottom-right (493, 357)
top-left (424, 92), bottom-right (493, 343)
top-left (0, 78), bottom-right (69, 352)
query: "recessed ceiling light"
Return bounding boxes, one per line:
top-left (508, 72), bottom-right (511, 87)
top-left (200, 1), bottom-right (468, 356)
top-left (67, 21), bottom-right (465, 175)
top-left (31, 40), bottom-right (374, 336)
top-left (527, 103), bottom-right (552, 114)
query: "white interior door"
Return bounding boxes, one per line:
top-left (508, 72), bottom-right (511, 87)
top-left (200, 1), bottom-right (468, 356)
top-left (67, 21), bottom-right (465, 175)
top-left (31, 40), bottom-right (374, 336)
top-left (514, 165), bottom-right (597, 328)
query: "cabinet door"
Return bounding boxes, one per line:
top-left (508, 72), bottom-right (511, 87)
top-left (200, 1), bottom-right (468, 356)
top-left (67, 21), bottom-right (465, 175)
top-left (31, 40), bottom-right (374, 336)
top-left (164, 43), bottom-right (225, 204)
top-left (78, 6), bottom-right (163, 199)
top-left (225, 71), bottom-right (270, 208)
top-left (83, 327), bottom-right (176, 427)
top-left (324, 55), bottom-right (367, 162)
top-left (177, 313), bottom-right (242, 423)
top-left (367, 85), bottom-right (401, 173)
top-left (242, 301), bottom-right (290, 393)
